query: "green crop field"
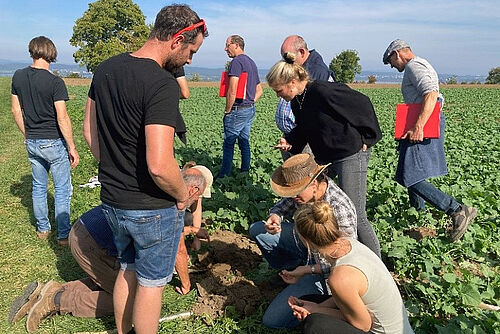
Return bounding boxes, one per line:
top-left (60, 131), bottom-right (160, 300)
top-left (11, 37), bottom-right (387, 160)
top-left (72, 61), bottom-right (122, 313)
top-left (0, 76), bottom-right (498, 333)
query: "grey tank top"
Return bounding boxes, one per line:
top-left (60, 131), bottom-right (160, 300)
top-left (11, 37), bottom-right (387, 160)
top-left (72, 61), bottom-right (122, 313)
top-left (335, 238), bottom-right (414, 334)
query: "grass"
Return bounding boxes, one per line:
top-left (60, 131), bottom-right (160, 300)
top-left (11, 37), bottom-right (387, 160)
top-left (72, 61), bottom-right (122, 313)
top-left (1, 76), bottom-right (498, 333)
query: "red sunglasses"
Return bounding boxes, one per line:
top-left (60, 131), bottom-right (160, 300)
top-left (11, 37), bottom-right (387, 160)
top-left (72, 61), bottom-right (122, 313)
top-left (172, 19), bottom-right (206, 39)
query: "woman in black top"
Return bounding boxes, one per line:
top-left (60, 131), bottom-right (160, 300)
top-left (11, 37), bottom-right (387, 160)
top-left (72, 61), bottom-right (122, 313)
top-left (266, 52), bottom-right (382, 257)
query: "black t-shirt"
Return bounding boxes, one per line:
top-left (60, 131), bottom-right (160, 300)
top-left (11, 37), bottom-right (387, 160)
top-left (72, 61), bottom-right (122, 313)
top-left (170, 66), bottom-right (185, 78)
top-left (11, 67), bottom-right (68, 139)
top-left (89, 53), bottom-right (183, 209)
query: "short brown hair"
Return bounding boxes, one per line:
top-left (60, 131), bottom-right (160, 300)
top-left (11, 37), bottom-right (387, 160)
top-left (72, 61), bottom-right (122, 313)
top-left (29, 36), bottom-right (57, 63)
top-left (150, 4), bottom-right (208, 44)
top-left (293, 201), bottom-right (342, 248)
top-left (229, 35), bottom-right (245, 50)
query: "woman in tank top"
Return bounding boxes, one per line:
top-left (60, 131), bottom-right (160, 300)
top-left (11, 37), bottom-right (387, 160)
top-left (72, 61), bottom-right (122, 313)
top-left (287, 201), bottom-right (414, 334)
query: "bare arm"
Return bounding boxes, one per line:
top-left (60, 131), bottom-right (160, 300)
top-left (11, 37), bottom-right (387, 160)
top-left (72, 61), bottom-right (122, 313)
top-left (402, 90), bottom-right (439, 142)
top-left (83, 97), bottom-right (99, 161)
top-left (145, 124), bottom-right (189, 209)
top-left (225, 76), bottom-right (239, 113)
top-left (11, 94), bottom-right (25, 137)
top-left (176, 76), bottom-right (190, 99)
top-left (55, 100), bottom-right (79, 168)
top-left (329, 266), bottom-right (372, 332)
top-left (254, 83), bottom-right (263, 103)
top-left (174, 236), bottom-right (191, 294)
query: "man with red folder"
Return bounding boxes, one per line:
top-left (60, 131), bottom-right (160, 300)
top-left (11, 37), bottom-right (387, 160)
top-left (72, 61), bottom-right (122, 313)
top-left (383, 39), bottom-right (477, 241)
top-left (219, 35), bottom-right (263, 178)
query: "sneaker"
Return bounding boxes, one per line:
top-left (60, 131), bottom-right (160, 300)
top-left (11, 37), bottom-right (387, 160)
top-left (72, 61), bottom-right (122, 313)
top-left (449, 205), bottom-right (478, 242)
top-left (8, 282), bottom-right (43, 324)
top-left (26, 280), bottom-right (62, 333)
top-left (36, 231), bottom-right (50, 239)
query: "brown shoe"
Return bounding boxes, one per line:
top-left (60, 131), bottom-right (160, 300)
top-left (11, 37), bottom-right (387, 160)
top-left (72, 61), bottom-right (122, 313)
top-left (449, 205), bottom-right (478, 242)
top-left (26, 280), bottom-right (62, 332)
top-left (57, 238), bottom-right (69, 246)
top-left (8, 282), bottom-right (43, 324)
top-left (36, 231), bottom-right (50, 239)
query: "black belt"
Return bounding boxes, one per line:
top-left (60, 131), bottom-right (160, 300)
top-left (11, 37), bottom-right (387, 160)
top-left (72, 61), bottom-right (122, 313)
top-left (231, 104), bottom-right (253, 111)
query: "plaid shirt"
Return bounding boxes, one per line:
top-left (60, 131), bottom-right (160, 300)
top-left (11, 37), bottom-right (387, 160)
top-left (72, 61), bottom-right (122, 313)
top-left (274, 98), bottom-right (296, 134)
top-left (269, 176), bottom-right (357, 278)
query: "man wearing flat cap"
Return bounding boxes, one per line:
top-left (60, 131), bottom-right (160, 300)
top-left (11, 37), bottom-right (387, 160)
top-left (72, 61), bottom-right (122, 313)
top-left (383, 39), bottom-right (477, 242)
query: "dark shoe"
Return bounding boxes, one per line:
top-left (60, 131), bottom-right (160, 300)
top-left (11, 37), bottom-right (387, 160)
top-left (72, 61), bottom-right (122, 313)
top-left (8, 282), bottom-right (43, 324)
top-left (26, 280), bottom-right (62, 332)
top-left (36, 231), bottom-right (50, 239)
top-left (57, 238), bottom-right (69, 246)
top-left (449, 205), bottom-right (478, 242)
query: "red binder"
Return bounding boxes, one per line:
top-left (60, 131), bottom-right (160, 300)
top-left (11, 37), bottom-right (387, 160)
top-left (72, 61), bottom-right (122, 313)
top-left (218, 71), bottom-right (248, 99)
top-left (394, 102), bottom-right (441, 139)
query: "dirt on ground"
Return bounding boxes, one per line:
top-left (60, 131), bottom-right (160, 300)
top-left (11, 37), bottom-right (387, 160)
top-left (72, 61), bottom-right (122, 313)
top-left (186, 230), bottom-right (281, 319)
top-left (403, 226), bottom-right (437, 241)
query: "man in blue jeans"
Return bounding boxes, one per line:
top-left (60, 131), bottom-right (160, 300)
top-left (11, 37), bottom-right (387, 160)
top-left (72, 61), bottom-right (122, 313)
top-left (11, 36), bottom-right (79, 245)
top-left (219, 35), bottom-right (263, 178)
top-left (383, 39), bottom-right (477, 241)
top-left (84, 5), bottom-right (208, 334)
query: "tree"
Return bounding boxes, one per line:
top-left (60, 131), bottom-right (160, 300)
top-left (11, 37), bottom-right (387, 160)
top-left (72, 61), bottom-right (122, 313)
top-left (446, 75), bottom-right (457, 84)
top-left (65, 72), bottom-right (82, 79)
top-left (70, 0), bottom-right (150, 72)
top-left (367, 75), bottom-right (377, 84)
top-left (329, 50), bottom-right (362, 83)
top-left (188, 73), bottom-right (201, 82)
top-left (485, 67), bottom-right (500, 84)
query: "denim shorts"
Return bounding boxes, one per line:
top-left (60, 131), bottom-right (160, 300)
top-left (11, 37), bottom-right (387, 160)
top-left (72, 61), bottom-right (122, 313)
top-left (101, 204), bottom-right (185, 287)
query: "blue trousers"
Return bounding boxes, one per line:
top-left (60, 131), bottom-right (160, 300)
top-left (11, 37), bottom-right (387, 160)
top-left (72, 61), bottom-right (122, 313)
top-left (26, 138), bottom-right (72, 239)
top-left (218, 106), bottom-right (255, 177)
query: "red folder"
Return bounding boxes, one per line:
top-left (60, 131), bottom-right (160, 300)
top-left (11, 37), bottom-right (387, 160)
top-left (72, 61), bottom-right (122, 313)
top-left (218, 71), bottom-right (247, 99)
top-left (394, 102), bottom-right (441, 139)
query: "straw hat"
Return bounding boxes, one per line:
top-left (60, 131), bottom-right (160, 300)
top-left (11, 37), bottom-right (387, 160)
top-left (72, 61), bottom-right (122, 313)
top-left (270, 154), bottom-right (330, 198)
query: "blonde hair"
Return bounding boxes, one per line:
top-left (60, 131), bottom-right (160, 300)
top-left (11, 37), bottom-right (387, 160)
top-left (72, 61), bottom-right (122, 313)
top-left (293, 201), bottom-right (342, 248)
top-left (266, 52), bottom-right (309, 87)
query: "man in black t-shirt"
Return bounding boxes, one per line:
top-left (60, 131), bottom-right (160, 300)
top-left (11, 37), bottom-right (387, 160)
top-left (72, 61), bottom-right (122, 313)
top-left (11, 36), bottom-right (79, 245)
top-left (83, 5), bottom-right (208, 334)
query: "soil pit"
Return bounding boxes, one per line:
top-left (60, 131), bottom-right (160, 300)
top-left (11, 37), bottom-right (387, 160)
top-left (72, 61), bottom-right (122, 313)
top-left (186, 230), bottom-right (281, 319)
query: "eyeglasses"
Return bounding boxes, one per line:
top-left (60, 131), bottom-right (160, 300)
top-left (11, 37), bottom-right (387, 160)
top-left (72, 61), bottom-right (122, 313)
top-left (172, 19), bottom-right (206, 39)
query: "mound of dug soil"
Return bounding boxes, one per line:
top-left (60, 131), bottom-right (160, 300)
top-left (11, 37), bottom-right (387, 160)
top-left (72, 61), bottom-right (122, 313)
top-left (187, 230), bottom-right (281, 319)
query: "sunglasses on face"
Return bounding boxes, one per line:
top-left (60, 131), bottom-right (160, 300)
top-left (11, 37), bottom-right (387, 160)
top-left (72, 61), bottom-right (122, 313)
top-left (172, 19), bottom-right (206, 39)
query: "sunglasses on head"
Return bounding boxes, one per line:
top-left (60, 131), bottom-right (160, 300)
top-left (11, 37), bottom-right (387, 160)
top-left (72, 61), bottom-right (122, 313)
top-left (172, 19), bottom-right (206, 39)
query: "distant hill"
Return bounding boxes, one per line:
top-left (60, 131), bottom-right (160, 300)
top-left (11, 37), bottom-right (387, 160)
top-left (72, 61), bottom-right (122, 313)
top-left (0, 60), bottom-right (486, 83)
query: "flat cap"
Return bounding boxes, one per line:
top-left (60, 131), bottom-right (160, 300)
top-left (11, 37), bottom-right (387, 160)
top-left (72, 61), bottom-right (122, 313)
top-left (383, 39), bottom-right (410, 64)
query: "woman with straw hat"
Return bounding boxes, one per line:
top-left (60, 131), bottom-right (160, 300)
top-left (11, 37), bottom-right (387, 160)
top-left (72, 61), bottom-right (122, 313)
top-left (289, 201), bottom-right (414, 334)
top-left (249, 153), bottom-right (357, 329)
top-left (266, 52), bottom-right (382, 259)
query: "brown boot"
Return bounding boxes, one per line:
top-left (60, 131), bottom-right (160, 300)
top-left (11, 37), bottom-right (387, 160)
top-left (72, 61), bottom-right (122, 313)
top-left (26, 280), bottom-right (62, 332)
top-left (8, 282), bottom-right (43, 323)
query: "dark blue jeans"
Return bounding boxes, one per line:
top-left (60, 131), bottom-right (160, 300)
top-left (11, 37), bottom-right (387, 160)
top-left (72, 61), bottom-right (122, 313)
top-left (218, 106), bottom-right (255, 177)
top-left (408, 180), bottom-right (460, 214)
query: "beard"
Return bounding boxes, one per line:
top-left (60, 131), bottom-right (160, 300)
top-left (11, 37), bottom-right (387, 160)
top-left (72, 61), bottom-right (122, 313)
top-left (163, 58), bottom-right (183, 73)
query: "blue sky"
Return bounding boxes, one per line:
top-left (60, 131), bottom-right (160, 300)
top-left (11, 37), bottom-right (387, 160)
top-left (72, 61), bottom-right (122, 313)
top-left (0, 0), bottom-right (498, 75)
